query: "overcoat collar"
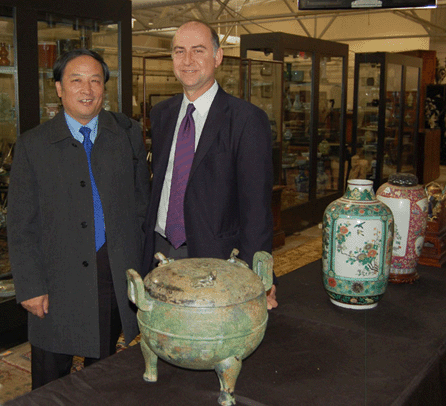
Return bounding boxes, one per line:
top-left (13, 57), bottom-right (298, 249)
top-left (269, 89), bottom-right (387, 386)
top-left (47, 109), bottom-right (119, 144)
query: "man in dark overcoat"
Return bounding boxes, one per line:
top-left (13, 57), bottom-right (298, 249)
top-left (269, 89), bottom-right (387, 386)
top-left (7, 49), bottom-right (150, 388)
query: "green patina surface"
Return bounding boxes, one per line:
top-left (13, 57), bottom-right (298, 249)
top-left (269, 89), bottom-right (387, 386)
top-left (126, 251), bottom-right (273, 406)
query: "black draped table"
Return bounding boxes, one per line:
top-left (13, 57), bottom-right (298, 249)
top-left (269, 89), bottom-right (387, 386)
top-left (6, 261), bottom-right (446, 406)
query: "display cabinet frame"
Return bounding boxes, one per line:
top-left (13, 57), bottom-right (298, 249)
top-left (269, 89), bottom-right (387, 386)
top-left (352, 52), bottom-right (422, 190)
top-left (240, 32), bottom-right (349, 234)
top-left (240, 57), bottom-right (283, 185)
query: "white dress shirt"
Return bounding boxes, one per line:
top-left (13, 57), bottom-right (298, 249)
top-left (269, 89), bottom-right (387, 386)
top-left (155, 81), bottom-right (219, 237)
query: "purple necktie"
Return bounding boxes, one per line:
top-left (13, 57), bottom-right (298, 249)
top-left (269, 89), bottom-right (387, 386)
top-left (165, 103), bottom-right (196, 249)
top-left (80, 126), bottom-right (106, 252)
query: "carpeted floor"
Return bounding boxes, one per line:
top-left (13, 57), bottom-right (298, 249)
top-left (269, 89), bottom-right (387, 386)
top-left (0, 335), bottom-right (142, 405)
top-left (0, 235), bottom-right (322, 405)
top-left (273, 236), bottom-right (322, 277)
top-left (0, 229), bottom-right (10, 279)
top-left (0, 343), bottom-right (31, 404)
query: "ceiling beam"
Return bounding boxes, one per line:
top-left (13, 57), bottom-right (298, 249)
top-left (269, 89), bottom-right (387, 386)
top-left (318, 16), bottom-right (337, 39)
top-left (392, 9), bottom-right (446, 34)
top-left (131, 1), bottom-right (446, 44)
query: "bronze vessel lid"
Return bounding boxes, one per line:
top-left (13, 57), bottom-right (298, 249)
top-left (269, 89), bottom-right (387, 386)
top-left (143, 257), bottom-right (265, 307)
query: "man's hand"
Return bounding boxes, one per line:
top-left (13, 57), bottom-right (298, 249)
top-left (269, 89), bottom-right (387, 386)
top-left (21, 294), bottom-right (49, 319)
top-left (266, 285), bottom-right (278, 310)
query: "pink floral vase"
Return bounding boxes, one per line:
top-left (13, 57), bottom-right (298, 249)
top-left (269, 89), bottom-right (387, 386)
top-left (322, 179), bottom-right (394, 309)
top-left (376, 173), bottom-right (428, 283)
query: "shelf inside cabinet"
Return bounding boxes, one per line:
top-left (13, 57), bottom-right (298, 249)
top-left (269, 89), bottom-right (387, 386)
top-left (288, 82), bottom-right (311, 88)
top-left (358, 126), bottom-right (378, 131)
top-left (0, 66), bottom-right (15, 74)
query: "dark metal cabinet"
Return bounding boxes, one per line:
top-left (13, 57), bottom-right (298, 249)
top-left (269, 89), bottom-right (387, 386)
top-left (426, 84), bottom-right (446, 164)
top-left (240, 32), bottom-right (349, 234)
top-left (352, 52), bottom-right (422, 190)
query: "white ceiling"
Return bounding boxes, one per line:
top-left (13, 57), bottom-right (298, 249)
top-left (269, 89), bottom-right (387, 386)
top-left (130, 0), bottom-right (446, 54)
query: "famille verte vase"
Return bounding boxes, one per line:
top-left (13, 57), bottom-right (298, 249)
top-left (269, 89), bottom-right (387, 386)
top-left (322, 179), bottom-right (394, 309)
top-left (376, 173), bottom-right (428, 283)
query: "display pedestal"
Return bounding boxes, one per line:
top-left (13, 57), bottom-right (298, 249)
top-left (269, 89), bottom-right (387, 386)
top-left (418, 211), bottom-right (446, 268)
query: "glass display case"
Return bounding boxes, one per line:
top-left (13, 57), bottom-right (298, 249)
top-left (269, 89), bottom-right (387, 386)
top-left (352, 52), bottom-right (422, 190)
top-left (240, 32), bottom-right (349, 234)
top-left (37, 16), bottom-right (120, 123)
top-left (241, 59), bottom-right (283, 185)
top-left (281, 55), bottom-right (345, 202)
top-left (0, 9), bottom-right (14, 287)
top-left (136, 55), bottom-right (242, 141)
top-left (133, 55), bottom-right (182, 143)
top-left (0, 10), bottom-right (17, 186)
top-left (217, 56), bottom-right (242, 98)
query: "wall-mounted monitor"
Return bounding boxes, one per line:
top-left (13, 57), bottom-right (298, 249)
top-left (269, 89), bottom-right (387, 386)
top-left (298, 0), bottom-right (436, 10)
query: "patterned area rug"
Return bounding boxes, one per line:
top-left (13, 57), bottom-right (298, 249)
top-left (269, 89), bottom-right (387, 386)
top-left (0, 230), bottom-right (10, 278)
top-left (273, 237), bottom-right (323, 277)
top-left (0, 343), bottom-right (31, 404)
top-left (0, 335), bottom-right (141, 404)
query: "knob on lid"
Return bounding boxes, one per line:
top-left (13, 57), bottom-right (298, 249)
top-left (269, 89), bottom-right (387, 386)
top-left (388, 173), bottom-right (418, 187)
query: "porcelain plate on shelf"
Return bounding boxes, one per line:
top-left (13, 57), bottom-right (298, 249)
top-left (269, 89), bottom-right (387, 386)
top-left (0, 279), bottom-right (15, 297)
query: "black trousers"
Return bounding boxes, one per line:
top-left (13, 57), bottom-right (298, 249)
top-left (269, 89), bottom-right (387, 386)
top-left (152, 232), bottom-right (188, 267)
top-left (31, 242), bottom-right (122, 390)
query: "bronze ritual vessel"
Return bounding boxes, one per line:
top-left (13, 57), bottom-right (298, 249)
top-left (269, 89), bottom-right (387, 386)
top-left (126, 249), bottom-right (273, 406)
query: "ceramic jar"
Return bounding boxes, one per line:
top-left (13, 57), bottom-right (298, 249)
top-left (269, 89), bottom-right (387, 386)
top-left (376, 173), bottom-right (428, 283)
top-left (322, 179), bottom-right (394, 309)
top-left (38, 42), bottom-right (57, 68)
top-left (0, 43), bottom-right (9, 66)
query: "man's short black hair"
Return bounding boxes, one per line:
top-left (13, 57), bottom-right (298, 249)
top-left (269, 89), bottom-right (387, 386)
top-left (53, 48), bottom-right (110, 83)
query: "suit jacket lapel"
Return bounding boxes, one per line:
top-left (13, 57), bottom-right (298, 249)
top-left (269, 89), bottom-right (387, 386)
top-left (189, 87), bottom-right (227, 181)
top-left (151, 95), bottom-right (182, 201)
top-left (159, 95), bottom-right (182, 167)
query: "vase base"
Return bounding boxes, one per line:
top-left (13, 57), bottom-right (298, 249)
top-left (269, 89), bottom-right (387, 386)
top-left (329, 298), bottom-right (378, 310)
top-left (389, 272), bottom-right (419, 284)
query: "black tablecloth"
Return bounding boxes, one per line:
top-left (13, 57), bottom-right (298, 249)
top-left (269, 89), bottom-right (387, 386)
top-left (6, 261), bottom-right (446, 406)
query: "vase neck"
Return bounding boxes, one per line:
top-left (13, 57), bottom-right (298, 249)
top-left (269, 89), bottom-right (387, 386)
top-left (344, 180), bottom-right (375, 201)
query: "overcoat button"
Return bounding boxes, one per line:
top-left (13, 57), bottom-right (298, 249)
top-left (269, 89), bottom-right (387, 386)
top-left (82, 261), bottom-right (89, 267)
top-left (72, 143), bottom-right (78, 147)
top-left (81, 222), bottom-right (87, 228)
top-left (80, 181), bottom-right (86, 187)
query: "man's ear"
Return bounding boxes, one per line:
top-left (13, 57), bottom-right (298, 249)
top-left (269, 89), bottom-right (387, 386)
top-left (214, 48), bottom-right (223, 69)
top-left (55, 81), bottom-right (62, 98)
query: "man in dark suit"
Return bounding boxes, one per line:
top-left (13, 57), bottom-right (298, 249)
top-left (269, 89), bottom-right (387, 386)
top-left (7, 49), bottom-right (150, 388)
top-left (142, 20), bottom-right (277, 308)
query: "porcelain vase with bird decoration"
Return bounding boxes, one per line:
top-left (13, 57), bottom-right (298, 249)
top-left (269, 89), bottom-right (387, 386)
top-left (322, 179), bottom-right (394, 309)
